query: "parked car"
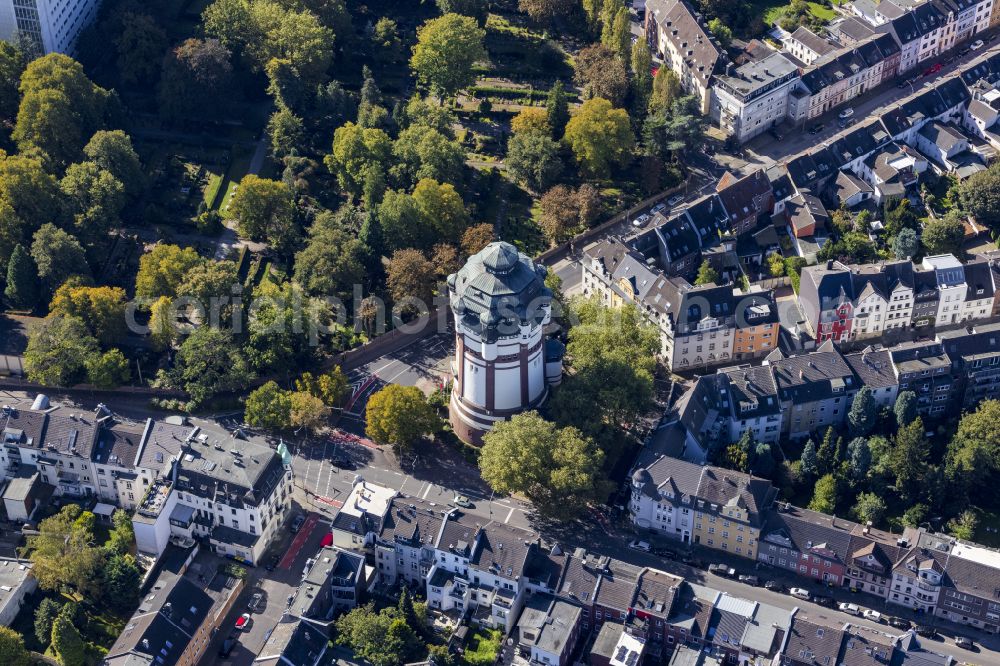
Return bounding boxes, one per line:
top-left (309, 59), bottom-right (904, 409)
top-left (290, 514), bottom-right (305, 533)
top-left (218, 637), bottom-right (237, 658)
top-left (812, 595), bottom-right (835, 607)
top-left (955, 636), bottom-right (975, 650)
top-left (652, 547), bottom-right (675, 560)
top-left (235, 613), bottom-right (252, 631)
top-left (971, 39), bottom-right (985, 50)
top-left (453, 495), bottom-right (473, 509)
top-left (629, 539), bottom-right (651, 552)
top-left (888, 617), bottom-right (912, 630)
top-left (332, 456), bottom-right (355, 470)
top-left (838, 107), bottom-right (855, 119)
top-left (839, 602), bottom-right (861, 615)
top-left (632, 213), bottom-right (651, 228)
top-left (265, 554), bottom-right (280, 571)
top-left (923, 62), bottom-right (943, 76)
top-left (248, 593), bottom-right (263, 612)
top-left (764, 580), bottom-right (783, 592)
top-left (651, 203), bottom-right (667, 214)
top-left (808, 124), bottom-right (824, 134)
top-left (769, 128), bottom-right (784, 141)
top-left (667, 194), bottom-right (683, 206)
top-left (790, 587), bottom-right (811, 599)
top-left (916, 625), bottom-right (938, 638)
top-left (863, 609), bottom-right (882, 623)
top-left (738, 575), bottom-right (759, 586)
top-left (709, 564), bottom-right (736, 577)
top-left (959, 47), bottom-right (971, 56)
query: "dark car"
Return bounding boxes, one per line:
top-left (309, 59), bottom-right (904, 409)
top-left (954, 636), bottom-right (974, 650)
top-left (266, 554), bottom-right (280, 572)
top-left (248, 592), bottom-right (263, 612)
top-left (812, 595), bottom-right (835, 607)
top-left (888, 617), bottom-right (912, 630)
top-left (332, 456), bottom-right (355, 470)
top-left (290, 514), bottom-right (305, 533)
top-left (809, 124), bottom-right (824, 134)
top-left (916, 625), bottom-right (938, 638)
top-left (738, 575), bottom-right (760, 586)
top-left (653, 548), bottom-right (676, 560)
top-left (218, 638), bottom-right (237, 658)
top-left (764, 580), bottom-right (783, 592)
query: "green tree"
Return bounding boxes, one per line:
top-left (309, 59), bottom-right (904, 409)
top-left (176, 259), bottom-right (239, 311)
top-left (30, 224), bottom-right (89, 295)
top-left (945, 400), bottom-right (1000, 500)
top-left (410, 13), bottom-right (486, 98)
top-left (157, 38), bottom-right (234, 120)
top-left (602, 5), bottom-right (630, 59)
top-left (106, 509), bottom-right (135, 557)
top-left (412, 178), bottom-right (470, 245)
top-left (480, 412), bottom-right (606, 520)
top-left (519, 0), bottom-right (574, 23)
top-left (574, 44), bottom-right (628, 106)
top-left (725, 430), bottom-right (753, 472)
top-left (85, 349), bottom-right (131, 389)
top-left (437, 0), bottom-right (489, 24)
top-left (0, 152), bottom-right (64, 262)
top-left (4, 244), bottom-right (38, 310)
top-left (102, 553), bottom-right (141, 613)
top-left (290, 390), bottom-right (327, 431)
top-left (694, 261), bottom-right (719, 285)
top-left (267, 107), bottom-right (305, 160)
top-left (0, 41), bottom-right (25, 123)
top-left (853, 491), bottom-right (886, 526)
top-left (115, 11), bottom-right (168, 84)
top-left (165, 327), bottom-right (251, 405)
top-left (816, 426), bottom-right (837, 474)
top-left (391, 125), bottom-right (465, 188)
top-left (902, 503), bottom-right (928, 528)
top-left (707, 18), bottom-right (733, 47)
top-left (800, 438), bottom-right (818, 477)
top-left (34, 598), bottom-right (62, 647)
top-left (327, 122), bottom-right (392, 199)
top-left (365, 384), bottom-right (440, 451)
top-left (506, 131), bottom-right (563, 193)
top-left (648, 67), bottom-right (681, 114)
top-left (922, 210), bottom-right (966, 256)
top-left (29, 504), bottom-right (104, 597)
top-left (245, 381), bottom-right (292, 429)
top-left (0, 626), bottom-right (29, 666)
top-left (135, 244), bottom-right (203, 301)
top-left (847, 437), bottom-right (871, 483)
top-left (295, 367), bottom-right (349, 405)
top-left (51, 614), bottom-right (86, 666)
top-left (630, 36), bottom-right (653, 115)
top-left (958, 163), bottom-right (1000, 227)
top-left (563, 97), bottom-right (633, 178)
top-left (808, 474), bottom-right (838, 513)
top-left (293, 217), bottom-right (366, 299)
top-left (892, 227), bottom-right (920, 259)
top-left (546, 81), bottom-right (570, 139)
top-left (372, 17), bottom-right (404, 62)
top-left (891, 417), bottom-right (929, 503)
top-left (50, 282), bottom-right (128, 346)
top-left (336, 604), bottom-right (422, 666)
top-left (754, 442), bottom-right (775, 477)
top-left (766, 253), bottom-right (785, 278)
top-left (83, 130), bottom-right (145, 200)
top-left (894, 391), bottom-right (918, 426)
top-left (230, 175), bottom-right (299, 254)
top-left (946, 510), bottom-right (978, 541)
top-left (244, 281), bottom-right (327, 373)
top-left (848, 386), bottom-right (877, 437)
top-left (24, 316), bottom-right (99, 386)
top-left (60, 161), bottom-right (126, 250)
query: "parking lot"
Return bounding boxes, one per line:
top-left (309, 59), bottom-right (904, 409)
top-left (205, 509), bottom-right (330, 666)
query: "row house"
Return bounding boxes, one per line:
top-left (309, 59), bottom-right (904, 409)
top-left (938, 322), bottom-right (1000, 408)
top-left (799, 262), bottom-right (856, 343)
top-left (934, 540), bottom-right (1000, 633)
top-left (645, 0), bottom-right (727, 114)
top-left (889, 339), bottom-right (957, 417)
top-left (721, 365), bottom-right (783, 445)
top-left (766, 342), bottom-right (860, 438)
top-left (781, 26), bottom-right (837, 66)
top-left (373, 496), bottom-right (448, 587)
top-left (710, 53), bottom-right (801, 144)
top-left (630, 456), bottom-right (777, 559)
top-left (512, 594), bottom-right (583, 666)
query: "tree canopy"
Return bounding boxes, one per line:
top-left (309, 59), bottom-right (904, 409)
top-left (410, 13), bottom-right (486, 97)
top-left (365, 384), bottom-right (440, 451)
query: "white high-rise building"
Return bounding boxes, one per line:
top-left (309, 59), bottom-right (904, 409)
top-left (0, 0), bottom-right (101, 55)
top-left (447, 242), bottom-right (563, 443)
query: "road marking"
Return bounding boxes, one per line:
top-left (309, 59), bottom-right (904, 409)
top-left (422, 484), bottom-right (434, 499)
top-left (316, 496), bottom-right (343, 507)
top-left (279, 513), bottom-right (319, 570)
top-left (505, 507), bottom-right (515, 524)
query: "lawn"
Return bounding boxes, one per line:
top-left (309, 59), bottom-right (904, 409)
top-left (758, 0), bottom-right (839, 32)
top-left (462, 627), bottom-right (502, 666)
top-left (216, 145), bottom-right (256, 215)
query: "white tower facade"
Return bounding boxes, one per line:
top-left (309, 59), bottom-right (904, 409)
top-left (447, 242), bottom-right (563, 444)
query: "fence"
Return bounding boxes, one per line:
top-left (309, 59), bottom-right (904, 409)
top-left (752, 276), bottom-right (792, 290)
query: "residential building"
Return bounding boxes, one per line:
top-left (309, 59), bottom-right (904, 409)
top-left (766, 341), bottom-right (860, 438)
top-left (630, 456), bottom-right (776, 558)
top-left (0, 0), bottom-right (101, 54)
top-left (253, 617), bottom-right (328, 666)
top-left (373, 496), bottom-right (446, 587)
top-left (939, 322), bottom-right (1000, 408)
top-left (288, 546), bottom-right (369, 621)
top-left (710, 53), bottom-right (800, 144)
top-left (890, 339), bottom-right (956, 417)
top-left (0, 558), bottom-right (34, 626)
top-left (935, 540), bottom-right (1000, 632)
top-left (721, 365), bottom-right (783, 445)
top-left (589, 622), bottom-right (647, 666)
top-left (716, 169), bottom-right (775, 236)
top-left (889, 533), bottom-right (947, 613)
top-left (512, 594), bottom-right (583, 666)
top-left (923, 254), bottom-right (968, 325)
top-left (331, 479), bottom-right (396, 550)
top-left (782, 26), bottom-right (837, 65)
top-left (799, 262), bottom-right (856, 343)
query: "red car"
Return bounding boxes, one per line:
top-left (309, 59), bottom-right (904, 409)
top-left (235, 613), bottom-right (251, 631)
top-left (923, 62), bottom-right (943, 76)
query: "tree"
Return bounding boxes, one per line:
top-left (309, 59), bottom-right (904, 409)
top-left (290, 390), bottom-right (327, 431)
top-left (694, 261), bottom-right (719, 286)
top-left (766, 253), bottom-right (785, 278)
top-left (50, 283), bottom-right (128, 346)
top-left (573, 45), bottom-right (628, 106)
top-left (648, 67), bottom-right (681, 114)
top-left (386, 248), bottom-right (438, 313)
top-left (431, 243), bottom-right (460, 277)
top-left (29, 504), bottom-right (103, 597)
top-left (506, 131), bottom-right (563, 192)
top-left (0, 153), bottom-right (63, 262)
top-left (0, 41), bottom-right (25, 123)
top-left (946, 509), bottom-right (978, 541)
top-left (295, 367), bottom-right (349, 405)
top-left (437, 0), bottom-right (489, 24)
top-left (847, 437), bottom-right (871, 483)
top-left (245, 381), bottom-right (292, 429)
top-left (378, 190), bottom-right (424, 250)
top-left (894, 391), bottom-right (918, 426)
top-left (800, 438), bottom-right (818, 477)
top-left (60, 161), bottom-right (126, 250)
top-left (816, 426), bottom-right (837, 474)
top-left (958, 163), bottom-right (1000, 227)
top-left (893, 227), bottom-right (920, 259)
top-left (31, 224), bottom-right (89, 295)
top-left (336, 604), bottom-right (422, 666)
top-left (176, 260), bottom-right (239, 313)
top-left (891, 417), bottom-right (929, 503)
top-left (103, 553), bottom-right (141, 613)
top-left (538, 185), bottom-right (581, 243)
top-left (365, 384), bottom-right (440, 451)
top-left (106, 509), bottom-right (134, 557)
top-left (391, 125), bottom-right (465, 188)
top-left (327, 122), bottom-right (392, 199)
top-left (267, 107), bottom-right (305, 160)
top-left (945, 400), bottom-right (1000, 499)
top-left (83, 130), bottom-right (144, 200)
top-left (115, 11), bottom-right (168, 84)
top-left (848, 386), bottom-right (877, 437)
top-left (24, 316), bottom-right (99, 386)
top-left (0, 626), bottom-right (30, 666)
top-left (34, 598), bottom-right (62, 647)
top-left (4, 244), bottom-right (38, 309)
top-left (461, 223), bottom-right (495, 256)
top-left (519, 0), bottom-right (574, 23)
top-left (85, 349), bottom-right (131, 388)
top-left (372, 17), bottom-right (404, 63)
top-left (410, 13), bottom-right (486, 98)
top-left (546, 81), bottom-right (570, 139)
top-left (51, 614), bottom-right (86, 666)
top-left (707, 18), bottom-right (733, 47)
top-left (602, 5), bottom-right (630, 59)
top-left (293, 215), bottom-right (366, 299)
top-left (480, 412), bottom-right (606, 520)
top-left (922, 210), bottom-right (966, 256)
top-left (244, 281), bottom-right (327, 373)
top-left (158, 38), bottom-right (233, 119)
top-left (853, 492), bottom-right (886, 526)
top-left (230, 175), bottom-right (299, 254)
top-left (808, 474), bottom-right (838, 513)
top-left (412, 178), bottom-right (470, 245)
top-left (725, 430), bottom-right (753, 472)
top-left (754, 442), bottom-right (775, 477)
top-left (135, 244), bottom-right (203, 301)
top-left (630, 37), bottom-right (653, 112)
top-left (902, 503), bottom-right (928, 528)
top-left (563, 97), bottom-right (633, 178)
top-left (166, 327), bottom-right (250, 405)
